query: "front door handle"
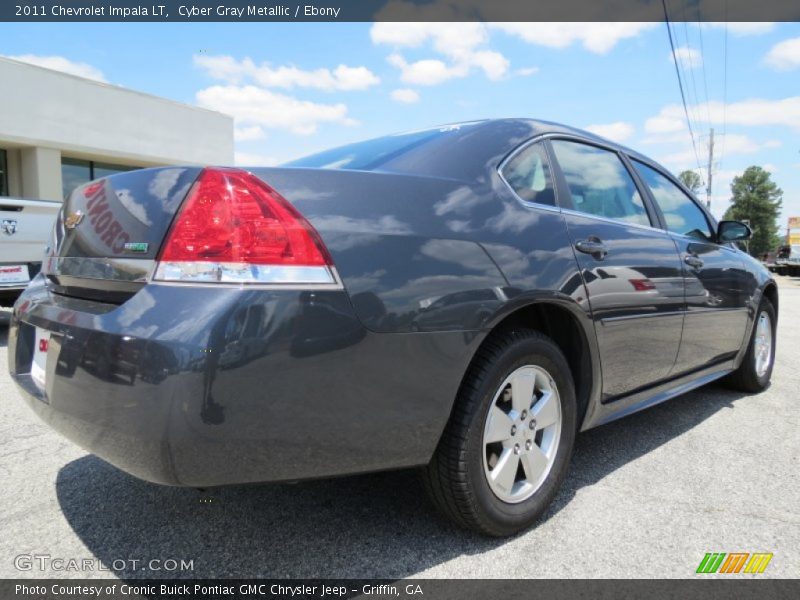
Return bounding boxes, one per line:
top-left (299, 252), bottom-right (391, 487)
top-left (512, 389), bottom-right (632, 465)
top-left (575, 238), bottom-right (608, 260)
top-left (684, 254), bottom-right (704, 269)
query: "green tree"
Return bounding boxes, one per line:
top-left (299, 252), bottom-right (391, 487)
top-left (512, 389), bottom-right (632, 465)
top-left (722, 166), bottom-right (782, 257)
top-left (678, 169), bottom-right (703, 195)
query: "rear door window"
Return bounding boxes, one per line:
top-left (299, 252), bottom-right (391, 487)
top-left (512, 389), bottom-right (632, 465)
top-left (632, 160), bottom-right (713, 241)
top-left (550, 140), bottom-right (651, 227)
top-left (500, 142), bottom-right (556, 207)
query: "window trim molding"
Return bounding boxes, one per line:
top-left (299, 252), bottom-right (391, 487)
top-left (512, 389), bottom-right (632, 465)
top-left (496, 137), bottom-right (561, 213)
top-left (629, 157), bottom-right (717, 243)
top-left (546, 136), bottom-right (660, 230)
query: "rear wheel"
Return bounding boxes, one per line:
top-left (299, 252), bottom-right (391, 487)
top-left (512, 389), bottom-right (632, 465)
top-left (422, 329), bottom-right (576, 536)
top-left (725, 298), bottom-right (776, 392)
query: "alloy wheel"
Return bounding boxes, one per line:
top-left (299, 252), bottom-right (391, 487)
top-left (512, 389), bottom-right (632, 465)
top-left (754, 311), bottom-right (773, 378)
top-left (482, 365), bottom-right (562, 504)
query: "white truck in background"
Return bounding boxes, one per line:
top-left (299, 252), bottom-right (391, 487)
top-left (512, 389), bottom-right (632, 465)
top-left (1, 197), bottom-right (60, 306)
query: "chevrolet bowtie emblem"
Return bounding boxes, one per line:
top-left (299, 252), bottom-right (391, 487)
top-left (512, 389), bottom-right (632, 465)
top-left (64, 211), bottom-right (85, 230)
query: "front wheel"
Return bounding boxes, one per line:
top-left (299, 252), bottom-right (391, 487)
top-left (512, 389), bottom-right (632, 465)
top-left (422, 329), bottom-right (576, 537)
top-left (725, 298), bottom-right (776, 392)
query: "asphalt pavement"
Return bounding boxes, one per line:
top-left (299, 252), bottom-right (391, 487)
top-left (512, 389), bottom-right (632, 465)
top-left (1, 277), bottom-right (798, 579)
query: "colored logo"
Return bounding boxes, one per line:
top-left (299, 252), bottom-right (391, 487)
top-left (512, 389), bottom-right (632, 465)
top-left (64, 211), bottom-right (85, 230)
top-left (696, 552), bottom-right (773, 574)
top-left (123, 242), bottom-right (149, 253)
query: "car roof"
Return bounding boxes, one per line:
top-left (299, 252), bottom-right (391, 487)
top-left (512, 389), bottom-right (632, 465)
top-left (283, 117), bottom-right (668, 185)
top-left (469, 118), bottom-right (652, 163)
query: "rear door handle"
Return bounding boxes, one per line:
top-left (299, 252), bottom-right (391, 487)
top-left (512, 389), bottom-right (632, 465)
top-left (684, 254), bottom-right (704, 269)
top-left (575, 238), bottom-right (608, 259)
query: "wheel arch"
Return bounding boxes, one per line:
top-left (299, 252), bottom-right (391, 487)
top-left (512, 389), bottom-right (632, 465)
top-left (763, 281), bottom-right (779, 320)
top-left (455, 297), bottom-right (601, 433)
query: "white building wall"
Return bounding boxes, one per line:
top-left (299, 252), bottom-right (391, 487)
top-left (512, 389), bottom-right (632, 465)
top-left (20, 147), bottom-right (62, 201)
top-left (0, 57), bottom-right (234, 201)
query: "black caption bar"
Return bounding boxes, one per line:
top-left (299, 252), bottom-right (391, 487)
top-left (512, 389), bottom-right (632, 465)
top-left (1, 579), bottom-right (799, 600)
top-left (2, 0), bottom-right (800, 22)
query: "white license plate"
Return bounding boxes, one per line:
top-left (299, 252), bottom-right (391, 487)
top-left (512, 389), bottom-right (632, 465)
top-left (31, 328), bottom-right (50, 393)
top-left (0, 264), bottom-right (30, 284)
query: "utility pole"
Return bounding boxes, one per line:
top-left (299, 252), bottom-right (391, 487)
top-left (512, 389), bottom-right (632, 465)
top-left (705, 128), bottom-right (714, 210)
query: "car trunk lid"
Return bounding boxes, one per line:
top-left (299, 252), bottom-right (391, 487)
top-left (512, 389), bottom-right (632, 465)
top-left (45, 167), bottom-right (202, 303)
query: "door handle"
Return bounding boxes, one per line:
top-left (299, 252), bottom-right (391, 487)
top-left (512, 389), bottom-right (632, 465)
top-left (684, 254), bottom-right (704, 269)
top-left (575, 238), bottom-right (608, 260)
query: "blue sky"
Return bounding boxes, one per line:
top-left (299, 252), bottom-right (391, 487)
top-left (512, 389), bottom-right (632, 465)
top-left (1, 21), bottom-right (799, 222)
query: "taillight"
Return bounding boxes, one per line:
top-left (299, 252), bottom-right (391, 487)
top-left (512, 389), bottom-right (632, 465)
top-left (154, 168), bottom-right (338, 285)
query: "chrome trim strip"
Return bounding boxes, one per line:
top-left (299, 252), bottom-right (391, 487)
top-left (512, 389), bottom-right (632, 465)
top-left (559, 207), bottom-right (668, 235)
top-left (685, 307), bottom-right (749, 315)
top-left (153, 261), bottom-right (343, 289)
top-left (43, 257), bottom-right (154, 282)
top-left (600, 310), bottom-right (685, 324)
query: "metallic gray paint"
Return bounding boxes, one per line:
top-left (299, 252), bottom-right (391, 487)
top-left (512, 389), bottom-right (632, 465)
top-left (7, 118), bottom-right (777, 486)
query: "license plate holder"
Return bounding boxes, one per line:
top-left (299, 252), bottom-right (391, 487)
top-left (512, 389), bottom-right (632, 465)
top-left (30, 328), bottom-right (50, 393)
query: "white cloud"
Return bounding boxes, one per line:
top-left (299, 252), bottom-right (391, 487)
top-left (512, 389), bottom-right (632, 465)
top-left (515, 67), bottom-right (539, 76)
top-left (388, 54), bottom-right (461, 85)
top-left (646, 97), bottom-right (800, 133)
top-left (196, 85), bottom-right (355, 136)
top-left (234, 151), bottom-right (279, 166)
top-left (706, 22), bottom-right (776, 36)
top-left (585, 121), bottom-right (635, 142)
top-left (4, 54), bottom-right (106, 82)
top-left (721, 134), bottom-right (781, 154)
top-left (490, 23), bottom-right (657, 54)
top-left (373, 23), bottom-right (510, 85)
top-left (194, 54), bottom-right (380, 91)
top-left (671, 46), bottom-right (701, 70)
top-left (371, 22), bottom-right (488, 59)
top-left (658, 135), bottom-right (781, 168)
top-left (390, 88), bottom-right (420, 104)
top-left (234, 125), bottom-right (265, 141)
top-left (764, 37), bottom-right (800, 71)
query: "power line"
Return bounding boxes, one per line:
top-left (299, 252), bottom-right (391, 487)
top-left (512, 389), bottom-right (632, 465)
top-left (681, 20), bottom-right (704, 132)
top-left (662, 0), bottom-right (704, 174)
top-left (719, 13), bottom-right (729, 174)
top-left (696, 20), bottom-right (712, 126)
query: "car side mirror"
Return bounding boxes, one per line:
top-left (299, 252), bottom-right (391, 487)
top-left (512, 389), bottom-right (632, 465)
top-left (717, 220), bottom-right (752, 243)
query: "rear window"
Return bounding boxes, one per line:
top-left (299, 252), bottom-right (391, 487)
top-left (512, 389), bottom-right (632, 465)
top-left (285, 124), bottom-right (475, 171)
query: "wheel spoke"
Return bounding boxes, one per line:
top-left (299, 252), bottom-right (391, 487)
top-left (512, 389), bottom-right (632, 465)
top-left (510, 370), bottom-right (535, 414)
top-left (482, 364), bottom-right (563, 504)
top-left (485, 405), bottom-right (514, 444)
top-left (532, 390), bottom-right (558, 429)
top-left (491, 448), bottom-right (520, 493)
top-left (520, 445), bottom-right (548, 483)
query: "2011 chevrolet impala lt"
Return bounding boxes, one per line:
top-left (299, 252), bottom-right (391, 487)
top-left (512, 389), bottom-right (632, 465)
top-left (8, 119), bottom-right (777, 536)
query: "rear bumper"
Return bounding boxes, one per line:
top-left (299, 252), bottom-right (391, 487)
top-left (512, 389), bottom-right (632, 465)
top-left (8, 276), bottom-right (475, 486)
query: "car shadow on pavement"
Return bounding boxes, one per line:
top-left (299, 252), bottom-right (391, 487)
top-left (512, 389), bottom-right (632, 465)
top-left (55, 382), bottom-right (749, 579)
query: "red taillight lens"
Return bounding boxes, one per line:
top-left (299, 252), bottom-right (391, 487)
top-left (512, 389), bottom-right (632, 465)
top-left (155, 168), bottom-right (336, 285)
top-left (160, 168), bottom-right (330, 266)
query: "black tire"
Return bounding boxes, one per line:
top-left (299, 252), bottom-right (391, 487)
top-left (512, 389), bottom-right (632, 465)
top-left (724, 298), bottom-right (776, 393)
top-left (422, 329), bottom-right (577, 537)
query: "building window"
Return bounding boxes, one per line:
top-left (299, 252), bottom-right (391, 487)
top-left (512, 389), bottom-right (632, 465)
top-left (0, 149), bottom-right (8, 196)
top-left (61, 158), bottom-right (137, 198)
